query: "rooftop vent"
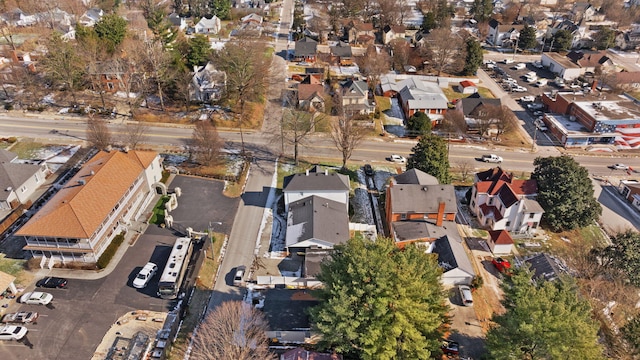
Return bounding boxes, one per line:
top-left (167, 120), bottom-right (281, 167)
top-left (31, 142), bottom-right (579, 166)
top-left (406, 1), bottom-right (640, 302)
top-left (78, 179), bottom-right (86, 185)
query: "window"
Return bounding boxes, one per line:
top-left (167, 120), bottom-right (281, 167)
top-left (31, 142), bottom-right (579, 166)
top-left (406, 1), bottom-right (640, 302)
top-left (532, 222), bottom-right (539, 228)
top-left (400, 213), bottom-right (407, 220)
top-left (529, 213), bottom-right (535, 218)
top-left (488, 198), bottom-right (494, 205)
top-left (107, 82), bottom-right (114, 90)
top-left (35, 174), bottom-right (40, 183)
top-left (20, 185), bottom-right (27, 193)
top-left (470, 200), bottom-right (475, 207)
top-left (505, 221), bottom-right (511, 227)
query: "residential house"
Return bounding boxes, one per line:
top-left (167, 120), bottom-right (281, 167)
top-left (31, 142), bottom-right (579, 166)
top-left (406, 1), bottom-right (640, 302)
top-left (293, 37), bottom-right (318, 63)
top-left (0, 8), bottom-right (37, 27)
top-left (282, 166), bottom-right (350, 212)
top-left (285, 196), bottom-right (349, 249)
top-left (455, 95), bottom-right (502, 134)
top-left (385, 174), bottom-right (457, 247)
top-left (383, 25), bottom-right (406, 44)
top-left (524, 253), bottom-right (563, 282)
top-left (296, 78), bottom-right (325, 112)
top-left (330, 41), bottom-right (354, 66)
top-left (168, 13), bottom-right (187, 31)
top-left (397, 77), bottom-right (449, 121)
top-left (281, 348), bottom-right (342, 360)
top-left (488, 19), bottom-right (524, 47)
top-left (566, 50), bottom-right (613, 74)
top-left (0, 149), bottom-right (50, 210)
top-left (618, 180), bottom-right (640, 211)
top-left (613, 71), bottom-right (640, 91)
top-left (88, 61), bottom-right (129, 94)
top-left (16, 149), bottom-right (163, 264)
top-left (241, 13), bottom-right (263, 25)
top-left (36, 8), bottom-right (73, 29)
top-left (263, 289), bottom-right (319, 344)
top-left (487, 230), bottom-right (514, 255)
top-left (79, 8), bottom-right (104, 27)
top-left (470, 167), bottom-right (543, 234)
top-left (430, 233), bottom-right (475, 285)
top-left (540, 52), bottom-right (583, 80)
top-left (458, 80), bottom-right (478, 94)
top-left (195, 16), bottom-right (221, 34)
top-left (345, 20), bottom-right (375, 45)
top-left (192, 62), bottom-right (226, 102)
top-left (392, 168), bottom-right (439, 186)
top-left (338, 78), bottom-right (374, 115)
top-left (570, 2), bottom-right (602, 24)
top-left (615, 27), bottom-right (640, 50)
top-left (545, 19), bottom-right (588, 49)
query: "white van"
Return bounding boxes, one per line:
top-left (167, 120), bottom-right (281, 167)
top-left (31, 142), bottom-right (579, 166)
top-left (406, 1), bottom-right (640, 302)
top-left (535, 79), bottom-right (548, 87)
top-left (458, 285), bottom-right (474, 306)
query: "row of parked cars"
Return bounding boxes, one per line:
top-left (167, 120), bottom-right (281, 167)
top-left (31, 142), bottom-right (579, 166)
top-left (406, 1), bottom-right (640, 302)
top-left (0, 276), bottom-right (67, 341)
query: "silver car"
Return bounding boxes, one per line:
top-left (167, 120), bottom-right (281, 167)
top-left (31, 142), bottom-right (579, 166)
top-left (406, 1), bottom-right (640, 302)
top-left (0, 325), bottom-right (27, 340)
top-left (20, 291), bottom-right (53, 305)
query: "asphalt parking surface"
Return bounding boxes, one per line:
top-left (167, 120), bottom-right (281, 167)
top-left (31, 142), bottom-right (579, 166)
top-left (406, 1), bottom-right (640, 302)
top-left (0, 175), bottom-right (240, 360)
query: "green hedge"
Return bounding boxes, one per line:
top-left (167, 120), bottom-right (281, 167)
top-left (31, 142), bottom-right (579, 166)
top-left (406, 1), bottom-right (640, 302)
top-left (97, 233), bottom-right (125, 269)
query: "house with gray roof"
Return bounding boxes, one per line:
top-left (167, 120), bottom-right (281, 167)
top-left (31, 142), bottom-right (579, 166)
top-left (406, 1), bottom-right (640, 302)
top-left (430, 230), bottom-right (475, 285)
top-left (524, 253), bottom-right (563, 282)
top-left (0, 149), bottom-right (49, 210)
top-left (330, 42), bottom-right (353, 66)
top-left (283, 166), bottom-right (350, 212)
top-left (195, 15), bottom-right (221, 34)
top-left (79, 8), bottom-right (104, 27)
top-left (397, 77), bottom-right (448, 121)
top-left (392, 168), bottom-right (439, 185)
top-left (285, 196), bottom-right (349, 249)
top-left (293, 37), bottom-right (318, 63)
top-left (339, 78), bottom-right (374, 115)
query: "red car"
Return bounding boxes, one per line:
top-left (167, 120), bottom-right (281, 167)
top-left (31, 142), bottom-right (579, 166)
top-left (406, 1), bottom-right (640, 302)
top-left (492, 258), bottom-right (512, 273)
top-left (442, 340), bottom-right (459, 356)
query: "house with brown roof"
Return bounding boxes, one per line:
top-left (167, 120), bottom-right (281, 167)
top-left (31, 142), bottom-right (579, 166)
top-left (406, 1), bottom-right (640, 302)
top-left (613, 71), bottom-right (640, 91)
top-left (0, 149), bottom-right (50, 210)
top-left (16, 149), bottom-right (163, 264)
top-left (385, 169), bottom-right (457, 247)
top-left (382, 24), bottom-right (406, 44)
top-left (470, 167), bottom-right (543, 234)
top-left (488, 230), bottom-right (514, 255)
top-left (345, 20), bottom-right (374, 44)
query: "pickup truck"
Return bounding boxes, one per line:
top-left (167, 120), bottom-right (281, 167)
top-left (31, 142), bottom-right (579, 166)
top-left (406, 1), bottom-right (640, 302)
top-left (1, 311), bottom-right (38, 324)
top-left (481, 154), bottom-right (503, 163)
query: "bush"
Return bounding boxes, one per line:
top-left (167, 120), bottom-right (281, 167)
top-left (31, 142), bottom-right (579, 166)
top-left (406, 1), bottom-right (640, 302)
top-left (471, 275), bottom-right (484, 290)
top-left (4, 103), bottom-right (13, 110)
top-left (7, 137), bottom-right (17, 143)
top-left (96, 233), bottom-right (126, 269)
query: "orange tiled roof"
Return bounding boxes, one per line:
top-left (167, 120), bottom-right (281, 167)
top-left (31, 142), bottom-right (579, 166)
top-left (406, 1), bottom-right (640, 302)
top-left (16, 150), bottom-right (157, 238)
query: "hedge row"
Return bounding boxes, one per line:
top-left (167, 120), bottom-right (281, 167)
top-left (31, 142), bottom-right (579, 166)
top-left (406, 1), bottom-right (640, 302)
top-left (97, 233), bottom-right (125, 269)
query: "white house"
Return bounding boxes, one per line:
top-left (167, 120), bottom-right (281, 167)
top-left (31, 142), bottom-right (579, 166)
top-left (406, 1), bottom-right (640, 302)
top-left (0, 149), bottom-right (50, 210)
top-left (488, 230), bottom-right (514, 255)
top-left (283, 166), bottom-right (350, 212)
top-left (285, 196), bottom-right (349, 249)
top-left (79, 8), bottom-right (104, 27)
top-left (195, 15), bottom-right (221, 34)
top-left (16, 150), bottom-right (163, 264)
top-left (168, 13), bottom-right (187, 31)
top-left (541, 52), bottom-right (583, 81)
top-left (470, 167), bottom-right (543, 234)
top-left (429, 233), bottom-right (475, 286)
top-left (192, 62), bottom-right (226, 102)
top-left (488, 19), bottom-right (524, 47)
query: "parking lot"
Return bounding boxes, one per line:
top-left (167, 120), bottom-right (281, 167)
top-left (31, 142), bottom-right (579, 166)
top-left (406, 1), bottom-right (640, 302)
top-left (0, 175), bottom-right (239, 360)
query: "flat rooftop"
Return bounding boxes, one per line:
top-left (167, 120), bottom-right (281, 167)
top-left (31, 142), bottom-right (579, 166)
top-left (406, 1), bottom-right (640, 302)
top-left (545, 114), bottom-right (619, 137)
top-left (262, 289), bottom-right (319, 331)
top-left (544, 52), bottom-right (580, 69)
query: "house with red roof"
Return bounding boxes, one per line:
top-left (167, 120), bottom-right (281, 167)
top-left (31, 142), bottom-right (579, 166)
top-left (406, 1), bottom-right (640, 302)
top-left (488, 229), bottom-right (514, 254)
top-left (458, 80), bottom-right (478, 94)
top-left (470, 167), bottom-right (544, 234)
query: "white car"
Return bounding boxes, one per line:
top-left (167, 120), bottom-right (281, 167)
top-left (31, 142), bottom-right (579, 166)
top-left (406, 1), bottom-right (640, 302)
top-left (609, 163), bottom-right (629, 171)
top-left (520, 96), bottom-right (536, 102)
top-left (389, 154), bottom-right (407, 163)
top-left (512, 86), bottom-right (527, 92)
top-left (133, 262), bottom-right (158, 289)
top-left (534, 119), bottom-right (548, 131)
top-left (20, 291), bottom-right (53, 305)
top-left (0, 325), bottom-right (27, 341)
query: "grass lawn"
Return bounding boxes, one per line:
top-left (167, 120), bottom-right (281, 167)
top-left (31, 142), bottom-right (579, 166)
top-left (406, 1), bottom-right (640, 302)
top-left (375, 96), bottom-right (391, 112)
top-left (441, 85), bottom-right (495, 101)
top-left (6, 140), bottom-right (44, 159)
top-left (149, 196), bottom-right (170, 225)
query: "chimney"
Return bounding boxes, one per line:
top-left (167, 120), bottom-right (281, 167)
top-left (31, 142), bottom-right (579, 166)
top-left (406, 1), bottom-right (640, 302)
top-left (436, 201), bottom-right (446, 227)
top-left (591, 80), bottom-right (598, 92)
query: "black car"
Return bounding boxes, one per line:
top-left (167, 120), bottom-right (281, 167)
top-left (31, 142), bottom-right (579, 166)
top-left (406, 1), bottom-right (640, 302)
top-left (363, 164), bottom-right (374, 176)
top-left (36, 277), bottom-right (68, 289)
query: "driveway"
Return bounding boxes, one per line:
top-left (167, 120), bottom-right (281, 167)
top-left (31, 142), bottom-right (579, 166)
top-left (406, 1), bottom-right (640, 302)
top-left (0, 175), bottom-right (239, 360)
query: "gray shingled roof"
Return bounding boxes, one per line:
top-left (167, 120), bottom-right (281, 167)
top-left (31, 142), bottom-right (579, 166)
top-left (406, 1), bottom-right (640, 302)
top-left (0, 149), bottom-right (17, 163)
top-left (330, 42), bottom-right (352, 57)
top-left (525, 253), bottom-right (562, 282)
top-left (393, 168), bottom-right (439, 185)
top-left (0, 162), bottom-right (41, 201)
top-left (283, 169), bottom-right (350, 192)
top-left (286, 196), bottom-right (349, 248)
top-left (294, 37), bottom-right (318, 57)
top-left (459, 97), bottom-right (502, 116)
top-left (431, 228), bottom-right (475, 277)
top-left (392, 220), bottom-right (448, 243)
top-left (389, 184), bottom-right (456, 214)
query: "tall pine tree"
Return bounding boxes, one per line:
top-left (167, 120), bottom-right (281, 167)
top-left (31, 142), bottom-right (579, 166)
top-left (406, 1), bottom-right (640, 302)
top-left (463, 38), bottom-right (483, 75)
top-left (407, 134), bottom-right (451, 184)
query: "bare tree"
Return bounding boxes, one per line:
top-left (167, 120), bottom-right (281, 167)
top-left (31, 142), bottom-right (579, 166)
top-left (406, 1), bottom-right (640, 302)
top-left (357, 45), bottom-right (391, 92)
top-left (191, 301), bottom-right (273, 360)
top-left (488, 105), bottom-right (517, 138)
top-left (427, 28), bottom-right (463, 76)
top-left (377, 0), bottom-right (401, 28)
top-left (212, 37), bottom-right (272, 156)
top-left (389, 38), bottom-right (412, 71)
top-left (442, 109), bottom-right (467, 135)
top-left (121, 120), bottom-right (149, 150)
top-left (279, 109), bottom-right (325, 165)
top-left (455, 161), bottom-right (473, 183)
top-left (331, 115), bottom-right (367, 169)
top-left (142, 39), bottom-right (170, 111)
top-left (86, 116), bottom-right (112, 150)
top-left (191, 120), bottom-right (222, 167)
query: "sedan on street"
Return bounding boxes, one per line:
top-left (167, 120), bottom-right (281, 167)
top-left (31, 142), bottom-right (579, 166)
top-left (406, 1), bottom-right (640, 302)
top-left (36, 276), bottom-right (68, 289)
top-left (609, 163), bottom-right (629, 171)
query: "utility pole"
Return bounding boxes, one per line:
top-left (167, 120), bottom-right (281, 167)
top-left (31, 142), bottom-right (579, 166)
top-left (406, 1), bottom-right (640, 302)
top-left (512, 36), bottom-right (519, 61)
top-left (531, 124), bottom-right (538, 152)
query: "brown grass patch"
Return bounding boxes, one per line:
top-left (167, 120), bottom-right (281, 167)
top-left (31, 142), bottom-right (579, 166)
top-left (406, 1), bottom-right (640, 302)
top-left (213, 102), bottom-right (264, 130)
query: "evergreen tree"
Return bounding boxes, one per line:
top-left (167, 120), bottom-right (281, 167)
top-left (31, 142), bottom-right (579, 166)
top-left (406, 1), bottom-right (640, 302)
top-left (598, 230), bottom-right (640, 286)
top-left (94, 13), bottom-right (128, 53)
top-left (486, 270), bottom-right (604, 360)
top-left (186, 34), bottom-right (213, 68)
top-left (470, 0), bottom-right (493, 23)
top-left (146, 8), bottom-right (177, 48)
top-left (518, 24), bottom-right (537, 50)
top-left (209, 0), bottom-right (230, 20)
top-left (310, 237), bottom-right (449, 360)
top-left (463, 38), bottom-right (483, 75)
top-left (593, 27), bottom-right (616, 50)
top-left (407, 134), bottom-right (451, 184)
top-left (553, 29), bottom-right (573, 51)
top-left (421, 12), bottom-right (437, 32)
top-left (622, 315), bottom-right (640, 356)
top-left (406, 111), bottom-right (432, 137)
top-left (531, 155), bottom-right (602, 231)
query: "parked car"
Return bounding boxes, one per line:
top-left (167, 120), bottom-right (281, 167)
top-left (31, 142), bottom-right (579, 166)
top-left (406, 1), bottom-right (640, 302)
top-left (133, 262), bottom-right (158, 289)
top-left (609, 163), bottom-right (629, 171)
top-left (527, 103), bottom-right (544, 111)
top-left (480, 154), bottom-right (503, 163)
top-left (363, 164), bottom-right (374, 176)
top-left (233, 266), bottom-right (246, 286)
top-left (0, 325), bottom-right (27, 341)
top-left (512, 86), bottom-right (527, 92)
top-left (533, 110), bottom-right (544, 117)
top-left (1, 311), bottom-right (38, 324)
top-left (388, 154), bottom-right (407, 163)
top-left (36, 277), bottom-right (68, 289)
top-left (535, 118), bottom-right (548, 131)
top-left (512, 63), bottom-right (526, 70)
top-left (20, 291), bottom-right (53, 305)
top-left (491, 258), bottom-right (512, 273)
top-left (441, 340), bottom-right (460, 355)
top-left (502, 58), bottom-right (514, 64)
top-left (520, 96), bottom-right (536, 102)
top-left (458, 285), bottom-right (474, 306)
top-left (532, 60), bottom-right (543, 68)
top-left (535, 79), bottom-right (548, 87)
